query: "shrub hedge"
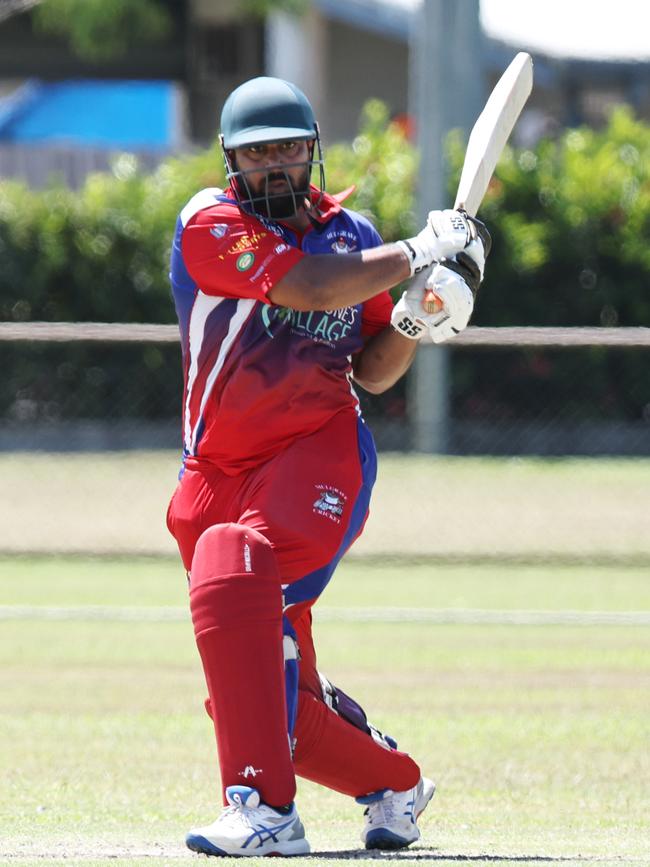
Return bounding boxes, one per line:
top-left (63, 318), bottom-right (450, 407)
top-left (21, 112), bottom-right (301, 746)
top-left (1, 101), bottom-right (648, 429)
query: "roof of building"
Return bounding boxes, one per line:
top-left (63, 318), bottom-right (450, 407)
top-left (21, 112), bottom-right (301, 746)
top-left (315, 0), bottom-right (650, 62)
top-left (0, 79), bottom-right (176, 149)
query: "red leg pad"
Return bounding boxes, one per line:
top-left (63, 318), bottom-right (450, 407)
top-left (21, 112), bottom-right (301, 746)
top-left (293, 692), bottom-right (421, 797)
top-left (190, 522), bottom-right (296, 807)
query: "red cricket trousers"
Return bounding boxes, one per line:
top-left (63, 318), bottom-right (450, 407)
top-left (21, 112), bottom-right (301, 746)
top-left (167, 410), bottom-right (420, 807)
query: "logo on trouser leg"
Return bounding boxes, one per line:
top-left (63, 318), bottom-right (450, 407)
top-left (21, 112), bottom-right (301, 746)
top-left (313, 485), bottom-right (347, 523)
top-left (239, 765), bottom-right (263, 779)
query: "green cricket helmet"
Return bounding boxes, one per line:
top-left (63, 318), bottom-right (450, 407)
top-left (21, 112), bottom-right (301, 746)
top-left (219, 76), bottom-right (325, 219)
top-left (221, 76), bottom-right (317, 148)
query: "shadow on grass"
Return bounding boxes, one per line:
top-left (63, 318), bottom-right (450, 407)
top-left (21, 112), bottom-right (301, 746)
top-left (309, 851), bottom-right (623, 863)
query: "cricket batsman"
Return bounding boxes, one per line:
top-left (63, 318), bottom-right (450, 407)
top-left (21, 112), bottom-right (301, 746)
top-left (167, 76), bottom-right (490, 857)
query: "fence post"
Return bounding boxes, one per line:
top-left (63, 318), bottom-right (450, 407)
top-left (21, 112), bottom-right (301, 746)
top-left (408, 0), bottom-right (482, 452)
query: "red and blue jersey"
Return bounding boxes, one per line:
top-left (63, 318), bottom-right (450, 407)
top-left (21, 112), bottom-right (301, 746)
top-left (169, 185), bottom-right (393, 474)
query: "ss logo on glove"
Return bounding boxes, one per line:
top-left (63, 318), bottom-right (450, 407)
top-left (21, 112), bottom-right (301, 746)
top-left (395, 315), bottom-right (424, 339)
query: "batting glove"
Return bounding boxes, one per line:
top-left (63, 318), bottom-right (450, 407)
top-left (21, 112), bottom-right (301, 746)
top-left (458, 215), bottom-right (491, 283)
top-left (396, 209), bottom-right (488, 277)
top-left (422, 214), bottom-right (491, 313)
top-left (425, 262), bottom-right (475, 343)
top-left (391, 274), bottom-right (441, 340)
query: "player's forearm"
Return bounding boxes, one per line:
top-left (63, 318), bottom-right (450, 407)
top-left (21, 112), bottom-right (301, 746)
top-left (351, 326), bottom-right (418, 394)
top-left (268, 245), bottom-right (410, 311)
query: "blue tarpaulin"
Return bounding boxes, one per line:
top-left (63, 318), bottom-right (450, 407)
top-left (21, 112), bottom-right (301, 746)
top-left (0, 80), bottom-right (175, 150)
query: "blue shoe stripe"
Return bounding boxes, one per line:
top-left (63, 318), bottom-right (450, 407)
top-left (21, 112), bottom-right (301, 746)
top-left (243, 818), bottom-right (295, 849)
top-left (186, 833), bottom-right (228, 856)
top-left (187, 821), bottom-right (297, 855)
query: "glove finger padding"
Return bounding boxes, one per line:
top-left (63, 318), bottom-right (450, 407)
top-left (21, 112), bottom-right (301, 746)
top-left (455, 214), bottom-right (491, 283)
top-left (469, 215), bottom-right (492, 257)
top-left (427, 209), bottom-right (474, 251)
top-left (397, 208), bottom-right (480, 277)
top-left (390, 288), bottom-right (429, 339)
top-left (391, 270), bottom-right (448, 340)
top-left (425, 263), bottom-right (475, 343)
top-left (440, 251), bottom-right (482, 296)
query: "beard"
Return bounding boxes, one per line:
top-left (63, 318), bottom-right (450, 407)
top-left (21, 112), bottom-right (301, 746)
top-left (247, 166), bottom-right (311, 219)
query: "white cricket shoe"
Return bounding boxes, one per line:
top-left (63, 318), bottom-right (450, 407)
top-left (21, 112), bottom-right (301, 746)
top-left (357, 776), bottom-right (435, 850)
top-left (186, 785), bottom-right (310, 857)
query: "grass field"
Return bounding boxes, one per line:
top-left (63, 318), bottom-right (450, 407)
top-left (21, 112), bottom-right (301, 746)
top-left (2, 452), bottom-right (650, 561)
top-left (1, 554), bottom-right (649, 866)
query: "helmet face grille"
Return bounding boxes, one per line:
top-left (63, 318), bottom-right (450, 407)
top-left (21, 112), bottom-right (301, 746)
top-left (222, 132), bottom-right (326, 220)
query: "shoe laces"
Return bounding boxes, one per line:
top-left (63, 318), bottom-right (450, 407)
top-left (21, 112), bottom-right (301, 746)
top-left (225, 799), bottom-right (289, 826)
top-left (366, 795), bottom-right (398, 826)
top-left (366, 785), bottom-right (419, 829)
top-left (220, 803), bottom-right (252, 829)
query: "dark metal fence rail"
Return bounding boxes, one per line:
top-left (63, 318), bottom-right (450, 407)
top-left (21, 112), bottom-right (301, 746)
top-left (2, 321), bottom-right (650, 346)
top-left (1, 322), bottom-right (649, 455)
top-left (1, 323), bottom-right (648, 558)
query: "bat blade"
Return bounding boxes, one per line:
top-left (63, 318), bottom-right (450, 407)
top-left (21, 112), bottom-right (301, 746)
top-left (423, 53), bottom-right (533, 314)
top-left (455, 51), bottom-right (533, 217)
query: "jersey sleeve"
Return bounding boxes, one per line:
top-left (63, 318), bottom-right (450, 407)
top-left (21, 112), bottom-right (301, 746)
top-left (181, 207), bottom-right (304, 303)
top-left (355, 217), bottom-right (393, 336)
top-left (361, 291), bottom-right (394, 336)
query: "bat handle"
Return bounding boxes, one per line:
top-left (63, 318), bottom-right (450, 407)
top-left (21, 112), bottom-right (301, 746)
top-left (423, 289), bottom-right (443, 315)
top-left (423, 200), bottom-right (464, 315)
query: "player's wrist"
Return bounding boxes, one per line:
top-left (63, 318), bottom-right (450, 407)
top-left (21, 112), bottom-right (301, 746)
top-left (395, 239), bottom-right (425, 278)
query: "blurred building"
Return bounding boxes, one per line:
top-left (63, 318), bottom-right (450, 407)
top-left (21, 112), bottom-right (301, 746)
top-left (0, 0), bottom-right (650, 187)
top-left (269, 0), bottom-right (650, 144)
top-left (0, 79), bottom-right (183, 186)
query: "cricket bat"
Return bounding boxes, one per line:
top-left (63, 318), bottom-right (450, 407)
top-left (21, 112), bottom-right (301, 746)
top-left (424, 52), bottom-right (534, 313)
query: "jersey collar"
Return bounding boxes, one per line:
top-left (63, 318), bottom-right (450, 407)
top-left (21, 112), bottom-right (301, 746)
top-left (306, 184), bottom-right (355, 223)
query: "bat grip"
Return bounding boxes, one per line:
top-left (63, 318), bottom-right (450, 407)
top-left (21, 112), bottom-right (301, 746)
top-left (423, 289), bottom-right (443, 315)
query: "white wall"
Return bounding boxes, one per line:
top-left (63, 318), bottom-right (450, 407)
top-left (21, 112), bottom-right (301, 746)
top-left (266, 11), bottom-right (408, 144)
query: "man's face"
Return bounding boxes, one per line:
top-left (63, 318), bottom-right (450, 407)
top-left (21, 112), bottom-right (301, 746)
top-left (232, 140), bottom-right (311, 219)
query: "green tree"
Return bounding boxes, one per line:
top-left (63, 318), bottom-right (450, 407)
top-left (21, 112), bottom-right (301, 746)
top-left (2, 101), bottom-right (649, 426)
top-left (446, 105), bottom-right (650, 423)
top-left (326, 99), bottom-right (417, 242)
top-left (31, 0), bottom-right (308, 61)
top-left (33, 0), bottom-right (173, 61)
top-left (448, 105), bottom-right (650, 329)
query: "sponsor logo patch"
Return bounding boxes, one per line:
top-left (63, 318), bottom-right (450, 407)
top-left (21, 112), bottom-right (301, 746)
top-left (313, 485), bottom-right (347, 523)
top-left (257, 215), bottom-right (287, 237)
top-left (236, 251), bottom-right (255, 271)
top-left (218, 231), bottom-right (267, 261)
top-left (260, 305), bottom-right (358, 345)
top-left (238, 765), bottom-right (262, 779)
top-left (331, 236), bottom-right (355, 254)
top-left (210, 223), bottom-right (229, 239)
top-left (326, 229), bottom-right (358, 254)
